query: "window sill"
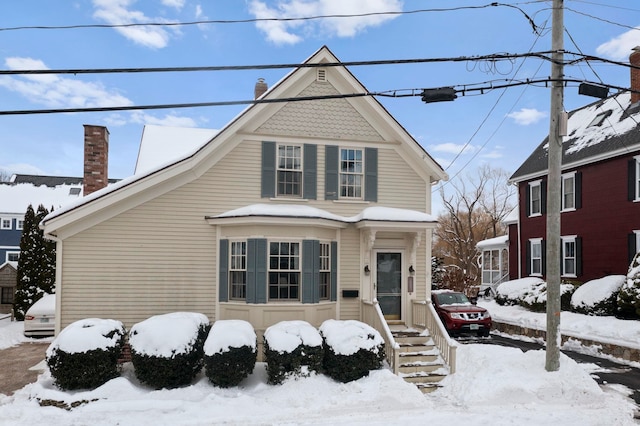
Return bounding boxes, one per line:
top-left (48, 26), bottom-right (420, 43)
top-left (269, 197), bottom-right (308, 203)
top-left (333, 199), bottom-right (370, 204)
top-left (561, 208), bottom-right (576, 213)
top-left (561, 274), bottom-right (577, 279)
top-left (528, 213), bottom-right (542, 218)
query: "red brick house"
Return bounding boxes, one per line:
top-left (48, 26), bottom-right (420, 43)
top-left (507, 48), bottom-right (640, 284)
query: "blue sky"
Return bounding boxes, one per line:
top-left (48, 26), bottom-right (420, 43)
top-left (0, 1), bottom-right (639, 213)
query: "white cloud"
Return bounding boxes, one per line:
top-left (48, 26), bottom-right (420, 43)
top-left (506, 108), bottom-right (547, 125)
top-left (429, 143), bottom-right (477, 155)
top-left (92, 0), bottom-right (181, 49)
top-left (596, 28), bottom-right (640, 61)
top-left (130, 111), bottom-right (199, 127)
top-left (195, 4), bottom-right (204, 19)
top-left (0, 163), bottom-right (46, 176)
top-left (0, 57), bottom-right (133, 109)
top-left (248, 0), bottom-right (402, 45)
top-left (162, 0), bottom-right (185, 10)
top-left (481, 150), bottom-right (503, 159)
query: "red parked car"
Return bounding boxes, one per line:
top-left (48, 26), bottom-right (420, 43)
top-left (431, 290), bottom-right (491, 337)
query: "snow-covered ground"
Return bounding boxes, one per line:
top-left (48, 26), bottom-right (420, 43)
top-left (0, 312), bottom-right (638, 425)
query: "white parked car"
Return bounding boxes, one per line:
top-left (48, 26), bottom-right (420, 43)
top-left (24, 294), bottom-right (56, 337)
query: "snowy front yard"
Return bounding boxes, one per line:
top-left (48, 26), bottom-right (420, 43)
top-left (0, 317), bottom-right (637, 425)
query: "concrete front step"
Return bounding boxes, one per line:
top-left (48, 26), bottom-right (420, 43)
top-left (392, 328), bottom-right (448, 392)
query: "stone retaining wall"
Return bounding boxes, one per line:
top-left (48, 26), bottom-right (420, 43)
top-left (493, 321), bottom-right (640, 363)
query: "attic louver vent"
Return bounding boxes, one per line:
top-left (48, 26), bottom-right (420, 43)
top-left (316, 68), bottom-right (327, 82)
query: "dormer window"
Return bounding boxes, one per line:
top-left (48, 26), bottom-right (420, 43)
top-left (587, 110), bottom-right (612, 127)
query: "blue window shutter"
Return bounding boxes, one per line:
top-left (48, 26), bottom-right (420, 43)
top-left (261, 141), bottom-right (276, 198)
top-left (303, 144), bottom-right (317, 200)
top-left (302, 240), bottom-right (319, 303)
top-left (365, 147), bottom-right (378, 202)
top-left (330, 241), bottom-right (338, 301)
top-left (247, 238), bottom-right (267, 303)
top-left (219, 239), bottom-right (229, 303)
top-left (325, 145), bottom-right (339, 200)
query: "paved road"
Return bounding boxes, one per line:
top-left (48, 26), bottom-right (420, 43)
top-left (0, 342), bottom-right (49, 395)
top-left (465, 334), bottom-right (640, 415)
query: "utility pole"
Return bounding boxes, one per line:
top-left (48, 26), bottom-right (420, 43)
top-left (546, 0), bottom-right (564, 372)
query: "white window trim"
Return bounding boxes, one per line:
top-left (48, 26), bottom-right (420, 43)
top-left (635, 230), bottom-right (640, 255)
top-left (0, 218), bottom-right (12, 230)
top-left (339, 147), bottom-right (364, 200)
top-left (561, 171), bottom-right (576, 212)
top-left (635, 156), bottom-right (640, 202)
top-left (561, 235), bottom-right (578, 278)
top-left (268, 240), bottom-right (301, 302)
top-left (529, 180), bottom-right (542, 217)
top-left (530, 238), bottom-right (543, 276)
top-left (276, 143), bottom-right (303, 198)
top-left (319, 242), bottom-right (331, 300)
top-left (5, 251), bottom-right (19, 262)
top-left (229, 240), bottom-right (247, 301)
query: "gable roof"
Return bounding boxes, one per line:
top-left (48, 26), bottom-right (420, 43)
top-left (134, 124), bottom-right (218, 175)
top-left (510, 91), bottom-right (640, 182)
top-left (42, 46), bottom-right (447, 237)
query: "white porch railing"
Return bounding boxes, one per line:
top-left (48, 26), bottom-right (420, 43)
top-left (361, 300), bottom-right (400, 374)
top-left (411, 300), bottom-right (458, 374)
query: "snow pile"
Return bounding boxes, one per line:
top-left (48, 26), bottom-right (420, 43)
top-left (204, 319), bottom-right (256, 356)
top-left (495, 277), bottom-right (545, 302)
top-left (129, 312), bottom-right (209, 357)
top-left (263, 320), bottom-right (322, 353)
top-left (496, 277), bottom-right (574, 310)
top-left (46, 318), bottom-right (125, 356)
top-left (320, 319), bottom-right (384, 355)
top-left (571, 275), bottom-right (625, 315)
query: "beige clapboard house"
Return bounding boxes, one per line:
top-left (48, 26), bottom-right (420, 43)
top-left (42, 46), bottom-right (456, 382)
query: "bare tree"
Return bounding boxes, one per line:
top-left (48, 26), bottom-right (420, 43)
top-left (433, 165), bottom-right (516, 290)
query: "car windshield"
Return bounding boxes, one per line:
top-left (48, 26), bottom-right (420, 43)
top-left (435, 292), bottom-right (471, 306)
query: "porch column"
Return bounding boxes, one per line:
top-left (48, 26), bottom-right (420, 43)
top-left (362, 229), bottom-right (377, 301)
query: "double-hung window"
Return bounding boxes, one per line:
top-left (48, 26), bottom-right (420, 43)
top-left (277, 144), bottom-right (302, 197)
top-left (562, 236), bottom-right (577, 277)
top-left (319, 243), bottom-right (331, 300)
top-left (562, 172), bottom-right (576, 211)
top-left (229, 241), bottom-right (246, 300)
top-left (17, 219), bottom-right (24, 230)
top-left (339, 148), bottom-right (363, 199)
top-left (530, 239), bottom-right (542, 276)
top-left (269, 242), bottom-right (300, 300)
top-left (529, 181), bottom-right (541, 216)
top-left (0, 218), bottom-right (11, 230)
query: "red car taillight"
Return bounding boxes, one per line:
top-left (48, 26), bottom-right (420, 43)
top-left (25, 315), bottom-right (35, 320)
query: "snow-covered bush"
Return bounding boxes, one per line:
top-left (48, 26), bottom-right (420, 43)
top-left (617, 252), bottom-right (640, 319)
top-left (46, 318), bottom-right (126, 390)
top-left (263, 320), bottom-right (323, 385)
top-left (496, 277), bottom-right (575, 312)
top-left (204, 320), bottom-right (257, 388)
top-left (320, 319), bottom-right (385, 383)
top-left (571, 275), bottom-right (625, 316)
top-left (129, 312), bottom-right (210, 389)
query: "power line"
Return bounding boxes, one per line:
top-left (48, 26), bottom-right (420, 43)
top-left (0, 78), bottom-right (633, 116)
top-left (0, 3), bottom-right (540, 34)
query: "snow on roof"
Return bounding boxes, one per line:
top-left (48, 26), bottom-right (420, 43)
top-left (0, 182), bottom-right (83, 215)
top-left (564, 92), bottom-right (637, 155)
top-left (476, 235), bottom-right (508, 250)
top-left (135, 124), bottom-right (218, 175)
top-left (215, 204), bottom-right (436, 223)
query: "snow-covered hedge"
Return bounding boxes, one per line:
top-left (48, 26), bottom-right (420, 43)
top-left (204, 320), bottom-right (257, 388)
top-left (320, 319), bottom-right (385, 383)
top-left (263, 320), bottom-right (323, 385)
top-left (496, 277), bottom-right (575, 312)
top-left (617, 252), bottom-right (640, 319)
top-left (570, 275), bottom-right (625, 316)
top-left (129, 312), bottom-right (210, 389)
top-left (46, 318), bottom-right (126, 390)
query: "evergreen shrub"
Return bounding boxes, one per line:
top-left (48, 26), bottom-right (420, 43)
top-left (617, 253), bottom-right (640, 319)
top-left (320, 320), bottom-right (385, 383)
top-left (129, 312), bottom-right (210, 389)
top-left (204, 320), bottom-right (257, 388)
top-left (263, 321), bottom-right (323, 385)
top-left (46, 319), bottom-right (126, 390)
